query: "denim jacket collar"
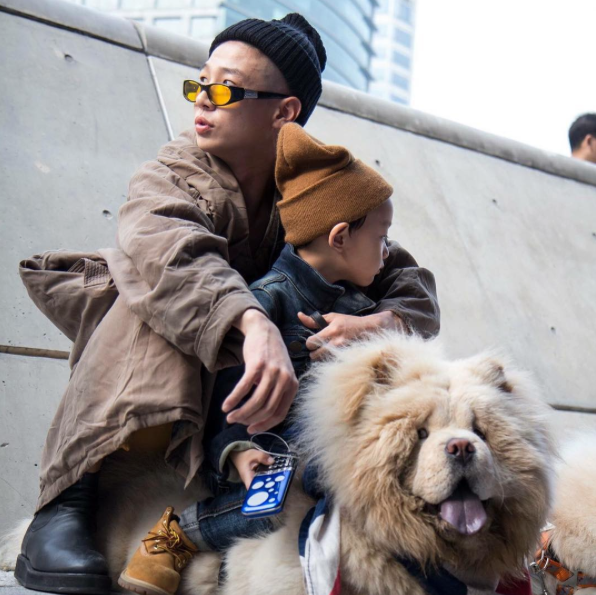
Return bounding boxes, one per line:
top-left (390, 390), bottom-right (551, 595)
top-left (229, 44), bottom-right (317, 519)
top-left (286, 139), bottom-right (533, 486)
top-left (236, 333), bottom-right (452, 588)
top-left (271, 244), bottom-right (375, 314)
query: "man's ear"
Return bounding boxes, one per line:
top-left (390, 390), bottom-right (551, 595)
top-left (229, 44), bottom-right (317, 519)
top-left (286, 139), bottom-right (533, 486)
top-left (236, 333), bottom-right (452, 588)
top-left (328, 222), bottom-right (350, 251)
top-left (273, 97), bottom-right (302, 127)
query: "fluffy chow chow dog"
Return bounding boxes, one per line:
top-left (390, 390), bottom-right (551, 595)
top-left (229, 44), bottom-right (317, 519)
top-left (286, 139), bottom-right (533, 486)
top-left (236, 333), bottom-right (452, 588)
top-left (1, 333), bottom-right (556, 595)
top-left (530, 433), bottom-right (596, 595)
top-left (200, 333), bottom-right (556, 595)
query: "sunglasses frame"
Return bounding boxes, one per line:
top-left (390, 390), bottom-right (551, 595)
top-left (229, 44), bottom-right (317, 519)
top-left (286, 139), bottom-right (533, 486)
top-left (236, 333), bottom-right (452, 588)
top-left (183, 80), bottom-right (290, 106)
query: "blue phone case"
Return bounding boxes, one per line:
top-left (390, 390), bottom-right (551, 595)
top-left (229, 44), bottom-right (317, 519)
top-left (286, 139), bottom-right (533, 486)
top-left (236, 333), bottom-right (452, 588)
top-left (241, 455), bottom-right (296, 518)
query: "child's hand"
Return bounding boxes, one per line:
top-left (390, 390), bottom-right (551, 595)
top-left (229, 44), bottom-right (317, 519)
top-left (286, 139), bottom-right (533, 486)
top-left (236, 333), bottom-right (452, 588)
top-left (298, 311), bottom-right (405, 361)
top-left (229, 448), bottom-right (275, 490)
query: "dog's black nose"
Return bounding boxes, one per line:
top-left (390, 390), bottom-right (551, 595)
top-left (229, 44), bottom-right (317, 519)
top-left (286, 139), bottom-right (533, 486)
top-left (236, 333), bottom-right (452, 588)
top-left (445, 438), bottom-right (476, 464)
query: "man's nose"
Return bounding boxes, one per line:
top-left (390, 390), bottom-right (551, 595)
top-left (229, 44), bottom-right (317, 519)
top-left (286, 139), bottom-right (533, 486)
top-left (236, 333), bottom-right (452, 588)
top-left (195, 88), bottom-right (214, 110)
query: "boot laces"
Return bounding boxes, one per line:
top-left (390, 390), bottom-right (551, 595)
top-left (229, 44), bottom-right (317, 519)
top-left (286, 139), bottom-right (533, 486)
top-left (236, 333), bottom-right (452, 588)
top-left (143, 517), bottom-right (195, 569)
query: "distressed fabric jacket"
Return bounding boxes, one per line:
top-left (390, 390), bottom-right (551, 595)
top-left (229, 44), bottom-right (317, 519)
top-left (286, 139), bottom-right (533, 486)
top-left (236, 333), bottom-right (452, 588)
top-left (203, 243), bottom-right (420, 481)
top-left (19, 129), bottom-right (440, 511)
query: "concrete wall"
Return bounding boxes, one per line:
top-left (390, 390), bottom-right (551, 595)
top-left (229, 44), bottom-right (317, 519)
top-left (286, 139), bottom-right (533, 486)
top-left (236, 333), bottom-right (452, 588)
top-left (1, 0), bottom-right (595, 529)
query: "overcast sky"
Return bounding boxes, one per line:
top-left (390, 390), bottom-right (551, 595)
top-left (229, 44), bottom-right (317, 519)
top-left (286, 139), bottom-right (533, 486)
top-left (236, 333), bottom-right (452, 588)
top-left (410, 0), bottom-right (596, 156)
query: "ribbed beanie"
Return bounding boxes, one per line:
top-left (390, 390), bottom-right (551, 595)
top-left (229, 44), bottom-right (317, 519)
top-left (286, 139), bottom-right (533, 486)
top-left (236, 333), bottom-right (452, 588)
top-left (209, 13), bottom-right (326, 125)
top-left (276, 123), bottom-right (393, 246)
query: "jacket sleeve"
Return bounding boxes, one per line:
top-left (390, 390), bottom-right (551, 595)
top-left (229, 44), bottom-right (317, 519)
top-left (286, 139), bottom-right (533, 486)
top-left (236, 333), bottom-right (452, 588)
top-left (366, 240), bottom-right (440, 338)
top-left (115, 157), bottom-right (265, 372)
top-left (249, 286), bottom-right (281, 326)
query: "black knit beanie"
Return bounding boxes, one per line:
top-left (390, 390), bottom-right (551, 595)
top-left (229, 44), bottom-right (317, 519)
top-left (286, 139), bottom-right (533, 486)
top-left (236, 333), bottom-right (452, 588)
top-left (209, 13), bottom-right (327, 126)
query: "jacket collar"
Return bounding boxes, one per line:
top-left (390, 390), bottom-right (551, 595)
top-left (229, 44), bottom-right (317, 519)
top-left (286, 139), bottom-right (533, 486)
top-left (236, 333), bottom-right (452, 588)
top-left (272, 244), bottom-right (375, 315)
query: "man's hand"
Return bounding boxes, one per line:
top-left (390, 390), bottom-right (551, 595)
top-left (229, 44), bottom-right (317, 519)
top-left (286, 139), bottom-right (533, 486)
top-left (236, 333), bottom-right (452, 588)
top-left (224, 309), bottom-right (298, 433)
top-left (229, 448), bottom-right (274, 491)
top-left (297, 311), bottom-right (405, 361)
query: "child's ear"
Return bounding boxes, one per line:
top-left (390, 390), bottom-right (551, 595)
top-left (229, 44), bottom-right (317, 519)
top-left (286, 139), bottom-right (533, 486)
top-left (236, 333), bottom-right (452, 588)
top-left (328, 222), bottom-right (350, 251)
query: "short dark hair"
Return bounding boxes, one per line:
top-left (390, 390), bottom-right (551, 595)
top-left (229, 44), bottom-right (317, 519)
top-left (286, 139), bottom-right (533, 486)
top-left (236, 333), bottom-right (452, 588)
top-left (569, 113), bottom-right (596, 150)
top-left (348, 215), bottom-right (367, 233)
top-left (296, 215), bottom-right (367, 248)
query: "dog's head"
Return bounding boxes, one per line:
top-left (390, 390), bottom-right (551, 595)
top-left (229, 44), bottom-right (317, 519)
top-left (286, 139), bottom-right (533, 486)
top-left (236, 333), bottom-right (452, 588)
top-left (297, 332), bottom-right (555, 580)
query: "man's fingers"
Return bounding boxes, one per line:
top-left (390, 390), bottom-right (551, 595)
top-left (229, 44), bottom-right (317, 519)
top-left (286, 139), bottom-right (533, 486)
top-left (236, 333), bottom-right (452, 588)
top-left (222, 371), bottom-right (258, 413)
top-left (239, 370), bottom-right (291, 429)
top-left (248, 386), bottom-right (294, 434)
top-left (226, 373), bottom-right (275, 424)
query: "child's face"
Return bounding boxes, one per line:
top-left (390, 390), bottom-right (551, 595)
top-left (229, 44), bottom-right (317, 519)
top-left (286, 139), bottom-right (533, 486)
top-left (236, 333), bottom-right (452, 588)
top-left (342, 199), bottom-right (394, 287)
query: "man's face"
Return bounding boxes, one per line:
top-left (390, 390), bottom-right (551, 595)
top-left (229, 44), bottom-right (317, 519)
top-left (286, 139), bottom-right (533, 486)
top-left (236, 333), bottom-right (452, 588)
top-left (586, 135), bottom-right (596, 164)
top-left (573, 134), bottom-right (596, 164)
top-left (193, 42), bottom-right (291, 162)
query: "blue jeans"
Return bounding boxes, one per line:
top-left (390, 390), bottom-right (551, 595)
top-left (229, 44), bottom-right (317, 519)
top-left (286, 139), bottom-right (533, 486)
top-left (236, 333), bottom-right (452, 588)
top-left (179, 472), bottom-right (275, 552)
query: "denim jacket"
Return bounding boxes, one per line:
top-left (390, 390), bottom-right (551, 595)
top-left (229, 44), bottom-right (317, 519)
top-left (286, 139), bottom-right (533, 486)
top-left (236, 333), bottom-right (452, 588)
top-left (203, 244), bottom-right (377, 481)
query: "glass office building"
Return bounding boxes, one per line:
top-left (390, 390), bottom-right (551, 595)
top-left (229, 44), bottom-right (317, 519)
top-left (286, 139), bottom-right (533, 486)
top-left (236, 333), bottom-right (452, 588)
top-left (369, 0), bottom-right (415, 105)
top-left (69, 0), bottom-right (378, 93)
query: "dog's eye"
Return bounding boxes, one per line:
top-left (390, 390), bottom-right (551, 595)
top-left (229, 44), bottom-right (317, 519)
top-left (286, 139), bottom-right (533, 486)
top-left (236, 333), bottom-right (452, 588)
top-left (417, 428), bottom-right (428, 440)
top-left (473, 427), bottom-right (486, 441)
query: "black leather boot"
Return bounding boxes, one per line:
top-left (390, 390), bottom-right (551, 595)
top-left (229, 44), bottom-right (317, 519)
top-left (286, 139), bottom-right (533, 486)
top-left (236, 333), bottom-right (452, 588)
top-left (15, 473), bottom-right (111, 594)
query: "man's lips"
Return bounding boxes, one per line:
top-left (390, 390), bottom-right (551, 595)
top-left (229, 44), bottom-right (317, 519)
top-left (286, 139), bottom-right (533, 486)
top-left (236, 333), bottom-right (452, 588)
top-left (195, 117), bottom-right (213, 134)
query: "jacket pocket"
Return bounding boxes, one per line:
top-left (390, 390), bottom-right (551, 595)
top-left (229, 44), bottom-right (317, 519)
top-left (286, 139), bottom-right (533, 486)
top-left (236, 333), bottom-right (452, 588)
top-left (281, 326), bottom-right (312, 377)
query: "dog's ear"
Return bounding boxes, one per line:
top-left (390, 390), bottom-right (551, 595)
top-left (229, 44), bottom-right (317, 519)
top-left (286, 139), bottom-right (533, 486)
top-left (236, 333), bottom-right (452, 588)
top-left (472, 354), bottom-right (513, 394)
top-left (342, 350), bottom-right (400, 423)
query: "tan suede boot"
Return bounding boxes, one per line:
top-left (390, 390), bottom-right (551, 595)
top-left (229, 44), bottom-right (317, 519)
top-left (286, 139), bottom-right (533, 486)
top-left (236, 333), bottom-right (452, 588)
top-left (118, 507), bottom-right (198, 595)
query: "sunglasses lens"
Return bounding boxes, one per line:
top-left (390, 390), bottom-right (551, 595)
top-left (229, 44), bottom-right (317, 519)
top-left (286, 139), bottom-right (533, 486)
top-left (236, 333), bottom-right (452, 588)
top-left (183, 80), bottom-right (199, 102)
top-left (210, 84), bottom-right (232, 106)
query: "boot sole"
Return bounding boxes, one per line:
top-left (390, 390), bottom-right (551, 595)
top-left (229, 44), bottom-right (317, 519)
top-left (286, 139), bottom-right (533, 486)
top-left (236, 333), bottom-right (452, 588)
top-left (15, 554), bottom-right (111, 595)
top-left (118, 572), bottom-right (173, 595)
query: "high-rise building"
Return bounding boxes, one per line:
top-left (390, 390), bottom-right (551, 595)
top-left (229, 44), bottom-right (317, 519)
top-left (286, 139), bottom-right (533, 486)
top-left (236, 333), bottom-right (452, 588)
top-left (67, 0), bottom-right (378, 93)
top-left (369, 0), bottom-right (415, 105)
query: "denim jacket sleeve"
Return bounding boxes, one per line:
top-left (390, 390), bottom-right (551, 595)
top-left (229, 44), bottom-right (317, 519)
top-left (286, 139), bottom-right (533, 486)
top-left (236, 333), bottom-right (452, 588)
top-left (250, 286), bottom-right (281, 326)
top-left (366, 240), bottom-right (440, 338)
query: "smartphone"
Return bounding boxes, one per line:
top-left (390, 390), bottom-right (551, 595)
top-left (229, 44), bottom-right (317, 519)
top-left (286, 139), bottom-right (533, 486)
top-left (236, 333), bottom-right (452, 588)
top-left (241, 454), bottom-right (297, 518)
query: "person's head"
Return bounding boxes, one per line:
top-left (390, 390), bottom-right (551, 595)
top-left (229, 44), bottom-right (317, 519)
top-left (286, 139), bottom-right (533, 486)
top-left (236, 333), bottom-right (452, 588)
top-left (188, 14), bottom-right (326, 164)
top-left (569, 113), bottom-right (596, 164)
top-left (276, 123), bottom-right (394, 287)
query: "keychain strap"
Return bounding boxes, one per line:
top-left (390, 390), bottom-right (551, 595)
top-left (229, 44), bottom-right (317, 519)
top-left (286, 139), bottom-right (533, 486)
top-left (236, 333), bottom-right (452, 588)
top-left (249, 431), bottom-right (297, 460)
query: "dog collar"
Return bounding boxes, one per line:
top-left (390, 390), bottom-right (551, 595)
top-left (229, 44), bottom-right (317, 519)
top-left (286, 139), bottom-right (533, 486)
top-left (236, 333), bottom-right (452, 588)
top-left (531, 527), bottom-right (596, 594)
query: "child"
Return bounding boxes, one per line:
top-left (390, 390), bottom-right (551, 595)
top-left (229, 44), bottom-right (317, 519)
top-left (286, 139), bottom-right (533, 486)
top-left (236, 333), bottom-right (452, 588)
top-left (118, 123), bottom-right (397, 595)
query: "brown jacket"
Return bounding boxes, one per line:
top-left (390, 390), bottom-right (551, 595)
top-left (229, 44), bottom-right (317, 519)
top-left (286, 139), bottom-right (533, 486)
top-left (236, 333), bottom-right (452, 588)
top-left (20, 130), bottom-right (440, 511)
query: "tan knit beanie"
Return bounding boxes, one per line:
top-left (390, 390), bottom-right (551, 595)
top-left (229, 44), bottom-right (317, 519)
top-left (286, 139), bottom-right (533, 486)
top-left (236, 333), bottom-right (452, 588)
top-left (275, 123), bottom-right (393, 246)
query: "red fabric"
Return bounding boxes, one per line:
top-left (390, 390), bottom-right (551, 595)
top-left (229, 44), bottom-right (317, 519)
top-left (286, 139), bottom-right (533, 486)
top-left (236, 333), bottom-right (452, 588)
top-left (496, 569), bottom-right (532, 595)
top-left (330, 569), bottom-right (341, 595)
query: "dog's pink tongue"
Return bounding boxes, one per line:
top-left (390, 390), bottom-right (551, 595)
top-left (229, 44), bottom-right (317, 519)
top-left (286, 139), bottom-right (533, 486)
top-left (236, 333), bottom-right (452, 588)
top-left (439, 483), bottom-right (487, 535)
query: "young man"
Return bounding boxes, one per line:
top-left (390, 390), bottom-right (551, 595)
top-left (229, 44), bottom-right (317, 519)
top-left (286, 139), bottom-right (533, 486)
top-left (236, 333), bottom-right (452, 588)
top-left (569, 112), bottom-right (596, 164)
top-left (118, 123), bottom-right (400, 595)
top-left (16, 14), bottom-right (440, 595)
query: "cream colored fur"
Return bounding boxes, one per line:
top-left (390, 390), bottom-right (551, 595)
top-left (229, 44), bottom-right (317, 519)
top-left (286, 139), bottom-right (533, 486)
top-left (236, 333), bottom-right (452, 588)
top-left (1, 333), bottom-right (557, 594)
top-left (535, 431), bottom-right (596, 595)
top-left (292, 333), bottom-right (556, 594)
top-left (0, 519), bottom-right (30, 572)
